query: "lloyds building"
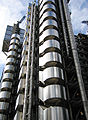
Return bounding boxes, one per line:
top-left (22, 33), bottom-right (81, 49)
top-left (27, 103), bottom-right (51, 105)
top-left (0, 0), bottom-right (88, 120)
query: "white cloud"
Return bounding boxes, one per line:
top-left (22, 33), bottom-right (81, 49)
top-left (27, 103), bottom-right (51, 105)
top-left (0, 0), bottom-right (31, 49)
top-left (69, 0), bottom-right (88, 34)
top-left (0, 0), bottom-right (30, 76)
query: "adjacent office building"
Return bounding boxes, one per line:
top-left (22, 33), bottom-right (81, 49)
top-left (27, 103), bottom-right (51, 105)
top-left (0, 0), bottom-right (88, 120)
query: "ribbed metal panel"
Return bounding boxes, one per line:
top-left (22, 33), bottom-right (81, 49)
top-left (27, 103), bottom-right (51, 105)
top-left (6, 58), bottom-right (16, 65)
top-left (39, 11), bottom-right (57, 25)
top-left (39, 106), bottom-right (69, 120)
top-left (39, 29), bottom-right (59, 43)
top-left (10, 39), bottom-right (19, 46)
top-left (39, 52), bottom-right (62, 67)
top-left (7, 51), bottom-right (17, 58)
top-left (39, 19), bottom-right (58, 34)
top-left (39, 67), bottom-right (64, 84)
top-left (1, 82), bottom-right (12, 90)
top-left (39, 85), bottom-right (66, 101)
top-left (4, 65), bottom-right (14, 73)
top-left (40, 0), bottom-right (55, 10)
top-left (0, 91), bottom-right (11, 100)
top-left (2, 73), bottom-right (13, 81)
top-left (9, 44), bottom-right (18, 51)
top-left (40, 3), bottom-right (56, 18)
top-left (11, 34), bottom-right (20, 40)
top-left (39, 40), bottom-right (60, 54)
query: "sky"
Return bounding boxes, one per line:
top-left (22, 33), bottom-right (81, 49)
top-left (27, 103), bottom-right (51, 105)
top-left (69, 0), bottom-right (88, 34)
top-left (0, 0), bottom-right (88, 78)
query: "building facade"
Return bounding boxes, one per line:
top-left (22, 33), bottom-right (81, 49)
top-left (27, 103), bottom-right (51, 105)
top-left (0, 0), bottom-right (88, 120)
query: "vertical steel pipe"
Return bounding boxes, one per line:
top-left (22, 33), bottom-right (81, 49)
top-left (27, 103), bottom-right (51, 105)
top-left (28, 3), bottom-right (36, 120)
top-left (58, 0), bottom-right (69, 55)
top-left (57, 0), bottom-right (73, 119)
top-left (61, 0), bottom-right (88, 119)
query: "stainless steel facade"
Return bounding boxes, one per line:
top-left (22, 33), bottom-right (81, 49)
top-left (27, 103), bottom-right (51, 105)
top-left (0, 33), bottom-right (20, 119)
top-left (39, 0), bottom-right (69, 120)
top-left (0, 0), bottom-right (88, 120)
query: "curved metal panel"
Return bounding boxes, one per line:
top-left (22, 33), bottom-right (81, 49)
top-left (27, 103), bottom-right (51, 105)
top-left (17, 79), bottom-right (26, 93)
top-left (38, 106), bottom-right (44, 120)
top-left (2, 73), bottom-right (13, 81)
top-left (7, 51), bottom-right (17, 58)
top-left (0, 102), bottom-right (9, 110)
top-left (39, 40), bottom-right (60, 54)
top-left (39, 85), bottom-right (66, 101)
top-left (10, 39), bottom-right (19, 46)
top-left (39, 52), bottom-right (62, 66)
top-left (11, 34), bottom-right (20, 40)
top-left (6, 58), bottom-right (16, 65)
top-left (4, 65), bottom-right (14, 73)
top-left (40, 3), bottom-right (56, 18)
top-left (39, 29), bottom-right (59, 43)
top-left (15, 94), bottom-right (24, 110)
top-left (40, 0), bottom-right (55, 10)
top-left (0, 114), bottom-right (7, 120)
top-left (39, 106), bottom-right (69, 120)
top-left (39, 67), bottom-right (64, 83)
top-left (9, 44), bottom-right (18, 51)
top-left (39, 11), bottom-right (57, 25)
top-left (1, 82), bottom-right (12, 90)
top-left (39, 19), bottom-right (58, 33)
top-left (0, 91), bottom-right (11, 100)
